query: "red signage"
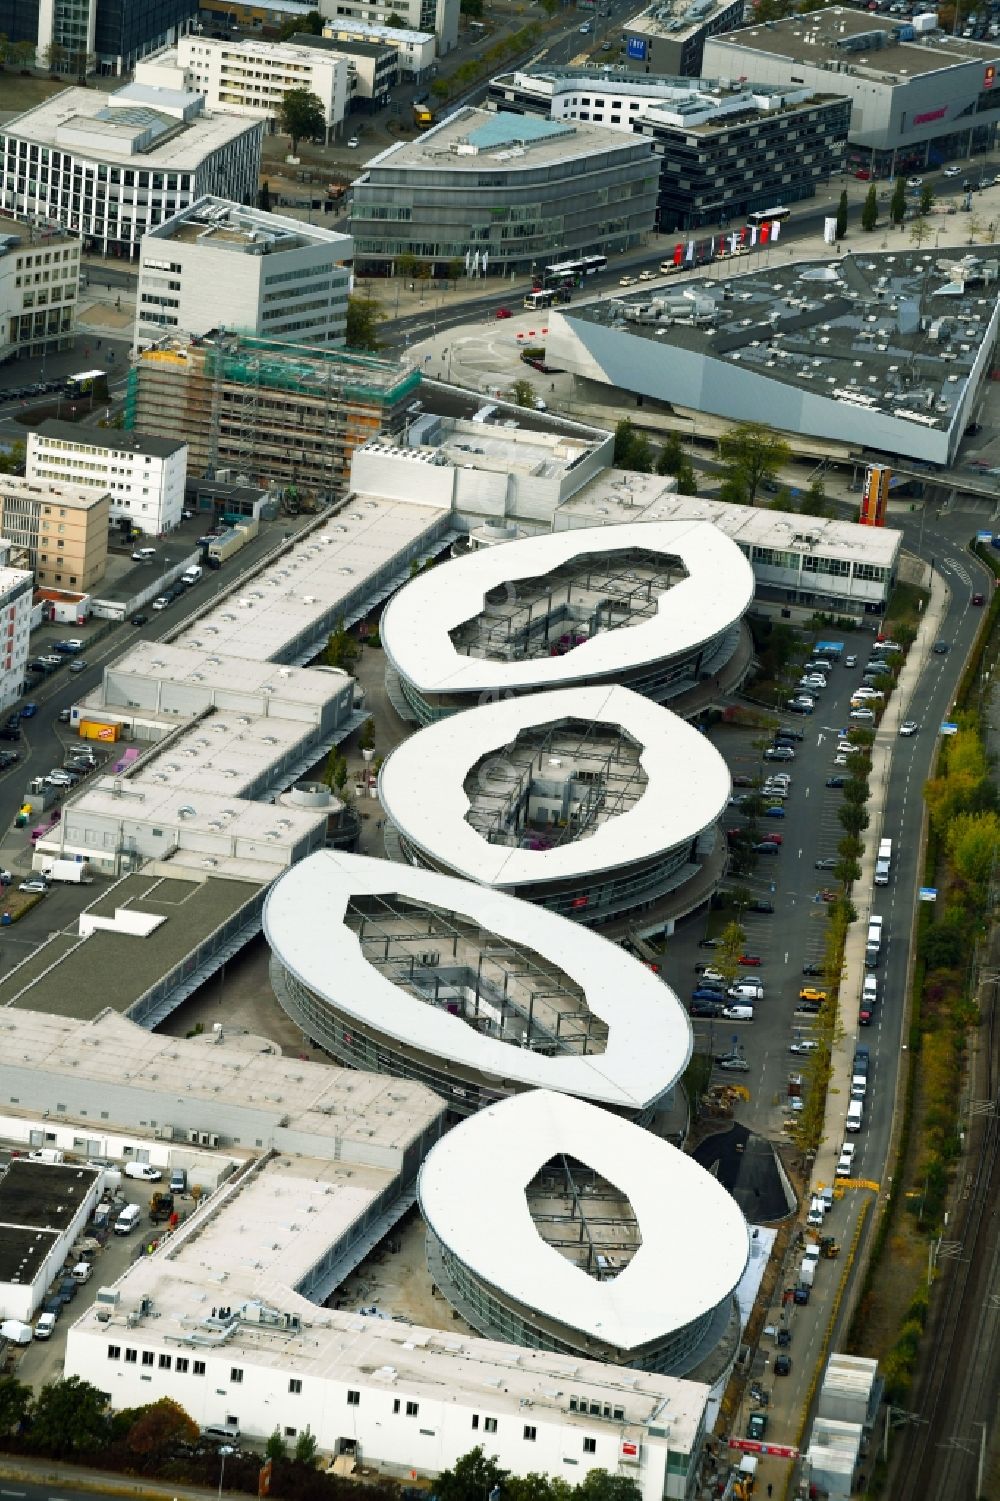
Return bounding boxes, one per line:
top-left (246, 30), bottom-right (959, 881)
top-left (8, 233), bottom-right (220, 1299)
top-left (986, 63), bottom-right (996, 88)
top-left (913, 106), bottom-right (947, 124)
top-left (621, 1441), bottom-right (639, 1457)
top-left (728, 1438), bottom-right (800, 1460)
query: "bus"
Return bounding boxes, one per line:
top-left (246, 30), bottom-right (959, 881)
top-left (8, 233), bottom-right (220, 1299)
top-left (542, 254), bottom-right (608, 287)
top-left (524, 288), bottom-right (556, 310)
top-left (747, 206), bottom-right (791, 226)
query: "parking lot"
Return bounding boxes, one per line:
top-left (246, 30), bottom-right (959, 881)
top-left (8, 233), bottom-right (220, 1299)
top-left (659, 624), bottom-right (885, 1173)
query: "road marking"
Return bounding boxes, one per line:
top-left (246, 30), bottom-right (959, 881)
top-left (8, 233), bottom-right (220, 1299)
top-left (1, 1490), bottom-right (27, 1496)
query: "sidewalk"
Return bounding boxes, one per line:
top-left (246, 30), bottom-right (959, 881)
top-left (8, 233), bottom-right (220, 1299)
top-left (0, 1452), bottom-right (222, 1501)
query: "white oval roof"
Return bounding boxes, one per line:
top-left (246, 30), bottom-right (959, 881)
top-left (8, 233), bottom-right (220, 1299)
top-left (419, 1089), bottom-right (750, 1350)
top-left (378, 685), bottom-right (730, 887)
top-left (263, 852), bottom-right (692, 1112)
top-left (381, 519), bottom-right (753, 696)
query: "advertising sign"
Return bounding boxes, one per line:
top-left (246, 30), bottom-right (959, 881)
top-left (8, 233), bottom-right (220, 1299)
top-left (728, 1438), bottom-right (800, 1460)
top-left (859, 465), bottom-right (890, 526)
top-left (985, 63), bottom-right (996, 88)
top-left (627, 36), bottom-right (646, 59)
top-left (824, 216), bottom-right (838, 245)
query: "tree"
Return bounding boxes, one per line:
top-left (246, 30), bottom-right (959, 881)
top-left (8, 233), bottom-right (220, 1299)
top-left (279, 8), bottom-right (322, 37)
top-left (835, 188), bottom-right (848, 240)
top-left (11, 38), bottom-right (35, 69)
top-left (613, 417), bottom-right (654, 473)
top-left (718, 422), bottom-right (790, 507)
top-left (41, 40), bottom-right (67, 73)
top-left (126, 1398), bottom-right (198, 1456)
top-left (436, 1447), bottom-right (510, 1501)
top-left (838, 801), bottom-right (870, 837)
top-left (797, 476), bottom-right (834, 517)
top-left (0, 1375), bottom-right (30, 1437)
top-left (294, 1425), bottom-right (319, 1466)
top-left (430, 77), bottom-right (451, 99)
top-left (278, 87), bottom-right (327, 153)
top-left (861, 182), bottom-right (878, 232)
top-left (575, 1473), bottom-right (642, 1501)
top-left (890, 175), bottom-right (906, 226)
top-left (345, 294), bottom-right (386, 352)
top-left (910, 216), bottom-right (933, 250)
top-left (510, 376), bottom-right (536, 407)
top-left (29, 1377), bottom-right (110, 1457)
top-left (461, 0), bottom-right (485, 13)
top-left (386, 11), bottom-right (405, 24)
top-left (266, 1428), bottom-right (289, 1461)
top-left (447, 256), bottom-right (464, 287)
top-left (324, 616), bottom-right (359, 672)
top-left (919, 183), bottom-right (934, 216)
top-left (396, 251), bottom-right (419, 281)
top-left (258, 179), bottom-right (271, 212)
top-left (947, 810), bottom-right (1000, 891)
top-left (359, 716), bottom-right (376, 751)
top-left (656, 432), bottom-right (685, 475)
top-left (716, 919), bottom-right (746, 988)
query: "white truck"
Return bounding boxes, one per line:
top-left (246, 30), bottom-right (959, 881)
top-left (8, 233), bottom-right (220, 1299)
top-left (875, 837), bottom-right (893, 886)
top-left (38, 858), bottom-right (92, 884)
top-left (799, 1257), bottom-right (816, 1288)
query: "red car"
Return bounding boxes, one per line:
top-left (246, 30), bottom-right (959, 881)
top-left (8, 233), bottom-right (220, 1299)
top-left (859, 1006), bottom-right (873, 1026)
top-left (739, 954), bottom-right (762, 967)
top-left (972, 592), bottom-right (986, 605)
top-left (495, 306), bottom-right (512, 319)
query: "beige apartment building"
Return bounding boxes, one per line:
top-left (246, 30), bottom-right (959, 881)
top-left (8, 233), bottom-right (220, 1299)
top-left (0, 478), bottom-right (109, 591)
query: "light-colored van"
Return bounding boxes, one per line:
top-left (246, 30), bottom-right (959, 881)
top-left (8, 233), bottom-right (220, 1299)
top-left (0, 1319), bottom-right (33, 1345)
top-left (71, 1261), bottom-right (93, 1284)
top-left (34, 1311), bottom-right (57, 1340)
top-left (846, 1099), bottom-right (863, 1132)
top-left (729, 981), bottom-right (764, 1001)
top-left (114, 1203), bottom-right (141, 1236)
top-left (202, 1424), bottom-right (241, 1445)
top-left (131, 547), bottom-right (156, 562)
top-left (723, 1003), bottom-right (754, 1021)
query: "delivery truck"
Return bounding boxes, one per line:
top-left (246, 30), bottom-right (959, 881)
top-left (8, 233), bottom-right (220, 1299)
top-left (875, 837), bottom-right (893, 886)
top-left (865, 914), bottom-right (884, 968)
top-left (37, 858), bottom-right (92, 884)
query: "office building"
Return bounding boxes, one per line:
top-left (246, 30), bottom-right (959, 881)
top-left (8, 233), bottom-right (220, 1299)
top-left (704, 8), bottom-right (1000, 173)
top-left (379, 684), bottom-right (730, 930)
top-left (546, 250), bottom-right (999, 467)
top-left (26, 421), bottom-right (187, 536)
top-left (135, 35), bottom-right (350, 140)
top-left (380, 519), bottom-right (753, 721)
top-left (0, 0), bottom-right (198, 77)
top-left (125, 332), bottom-right (418, 496)
top-left (351, 108), bottom-right (658, 277)
top-left (320, 17), bottom-right (436, 78)
top-left (487, 69), bottom-right (850, 231)
top-left (622, 0), bottom-right (745, 76)
top-left (0, 85), bottom-right (262, 259)
top-left (134, 197), bottom-right (352, 348)
top-left (0, 475), bottom-right (108, 590)
top-left (265, 851), bottom-right (693, 1120)
top-left (421, 1090), bottom-right (748, 1377)
top-left (0, 214), bottom-right (80, 362)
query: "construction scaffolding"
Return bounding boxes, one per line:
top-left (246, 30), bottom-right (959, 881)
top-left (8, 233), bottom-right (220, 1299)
top-left (345, 892), bottom-right (609, 1057)
top-left (126, 333), bottom-right (420, 498)
top-left (464, 719), bottom-right (648, 852)
top-left (449, 548), bottom-right (688, 664)
top-left (526, 1155), bottom-right (642, 1280)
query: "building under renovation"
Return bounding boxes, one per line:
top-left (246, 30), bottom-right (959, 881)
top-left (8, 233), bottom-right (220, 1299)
top-left (124, 333), bottom-right (420, 497)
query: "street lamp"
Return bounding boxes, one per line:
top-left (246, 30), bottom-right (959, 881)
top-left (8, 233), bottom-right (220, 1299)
top-left (217, 1444), bottom-right (234, 1500)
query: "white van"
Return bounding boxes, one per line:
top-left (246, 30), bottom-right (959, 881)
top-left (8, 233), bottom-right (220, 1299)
top-left (729, 981), bottom-right (764, 1000)
top-left (114, 1203), bottom-right (141, 1236)
top-left (846, 1099), bottom-right (864, 1132)
top-left (131, 547), bottom-right (156, 562)
top-left (71, 1261), bottom-right (93, 1284)
top-left (723, 1003), bottom-right (754, 1021)
top-left (181, 565), bottom-right (203, 585)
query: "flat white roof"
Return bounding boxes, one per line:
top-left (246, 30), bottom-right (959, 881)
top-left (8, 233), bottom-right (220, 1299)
top-left (419, 1089), bottom-right (749, 1350)
top-left (104, 642), bottom-right (347, 707)
top-left (378, 684), bottom-right (729, 888)
top-left (67, 776), bottom-right (326, 843)
top-left (4, 87), bottom-right (259, 167)
top-left (381, 519), bottom-right (753, 695)
top-left (557, 470), bottom-right (903, 568)
top-left (173, 498), bottom-right (445, 663)
top-left (264, 852), bottom-right (692, 1111)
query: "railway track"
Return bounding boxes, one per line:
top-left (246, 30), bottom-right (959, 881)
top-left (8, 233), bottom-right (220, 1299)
top-left (891, 977), bottom-right (999, 1499)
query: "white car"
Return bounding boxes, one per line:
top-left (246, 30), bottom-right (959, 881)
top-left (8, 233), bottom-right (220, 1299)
top-left (943, 165), bottom-right (961, 177)
top-left (124, 1161), bottom-right (162, 1182)
top-left (906, 175), bottom-right (923, 188)
top-left (899, 720), bottom-right (918, 736)
top-left (836, 1143), bottom-right (856, 1178)
top-left (789, 1039), bottom-right (818, 1055)
top-left (151, 596), bottom-right (170, 611)
top-left (717, 1054), bottom-right (750, 1072)
top-left (619, 275), bottom-right (636, 286)
top-left (849, 708), bottom-right (875, 722)
top-left (18, 878), bottom-right (48, 893)
top-left (638, 269), bottom-right (657, 281)
top-left (347, 135), bottom-right (360, 148)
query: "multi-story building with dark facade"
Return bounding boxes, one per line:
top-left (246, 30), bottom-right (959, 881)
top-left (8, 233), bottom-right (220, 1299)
top-left (351, 107), bottom-right (658, 278)
top-left (488, 70), bottom-right (850, 231)
top-left (0, 0), bottom-right (197, 75)
top-left (621, 0), bottom-right (745, 77)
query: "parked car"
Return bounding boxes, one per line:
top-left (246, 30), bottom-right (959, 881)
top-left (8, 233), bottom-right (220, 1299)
top-left (815, 856), bottom-right (838, 870)
top-left (764, 746), bottom-right (794, 761)
top-left (69, 660), bottom-right (87, 674)
top-left (789, 1039), bottom-right (818, 1054)
top-left (716, 1054), bottom-right (750, 1072)
top-left (151, 597), bottom-right (171, 611)
top-left (130, 612), bottom-right (149, 626)
top-left (774, 1354), bottom-right (793, 1374)
top-left (18, 878), bottom-right (48, 893)
top-left (800, 987), bottom-right (828, 1002)
top-left (20, 702), bottom-right (37, 717)
top-left (753, 841), bottom-right (781, 855)
top-left (749, 899), bottom-right (775, 914)
top-left (495, 307), bottom-right (512, 319)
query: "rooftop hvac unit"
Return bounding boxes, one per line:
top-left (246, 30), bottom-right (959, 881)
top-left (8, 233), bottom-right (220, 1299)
top-left (154, 1126), bottom-right (174, 1141)
top-left (419, 951), bottom-right (441, 966)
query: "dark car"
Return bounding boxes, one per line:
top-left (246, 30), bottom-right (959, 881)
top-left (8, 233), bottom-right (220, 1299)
top-left (754, 841), bottom-right (781, 855)
top-left (785, 699), bottom-right (813, 715)
top-left (747, 1412), bottom-right (769, 1441)
top-left (732, 774), bottom-right (756, 787)
top-left (933, 640), bottom-right (949, 654)
top-left (775, 727), bottom-right (805, 742)
top-left (802, 962), bottom-right (826, 976)
top-left (690, 999), bottom-right (725, 1017)
top-left (692, 986), bottom-right (727, 1002)
top-left (815, 856), bottom-right (838, 870)
top-left (972, 592), bottom-right (985, 605)
top-left (798, 999), bottom-right (823, 1014)
top-left (826, 776), bottom-right (846, 788)
top-left (20, 702), bottom-right (38, 717)
top-left (130, 612), bottom-right (149, 626)
top-left (698, 937), bottom-right (720, 948)
top-left (775, 1351), bottom-right (793, 1370)
top-left (750, 899), bottom-right (775, 914)
top-left (775, 1327), bottom-right (792, 1348)
top-left (57, 1278), bottom-right (78, 1302)
top-left (859, 1005), bottom-right (873, 1026)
